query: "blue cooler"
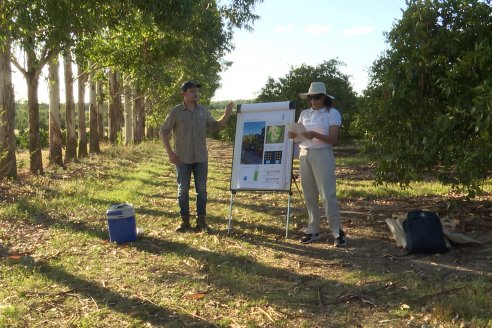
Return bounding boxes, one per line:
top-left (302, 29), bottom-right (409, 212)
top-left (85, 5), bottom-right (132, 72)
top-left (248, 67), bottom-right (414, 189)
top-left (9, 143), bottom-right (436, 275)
top-left (106, 203), bottom-right (137, 243)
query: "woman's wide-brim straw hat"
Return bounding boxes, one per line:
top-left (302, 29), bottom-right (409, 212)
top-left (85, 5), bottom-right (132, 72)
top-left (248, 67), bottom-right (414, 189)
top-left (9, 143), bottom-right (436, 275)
top-left (299, 82), bottom-right (335, 99)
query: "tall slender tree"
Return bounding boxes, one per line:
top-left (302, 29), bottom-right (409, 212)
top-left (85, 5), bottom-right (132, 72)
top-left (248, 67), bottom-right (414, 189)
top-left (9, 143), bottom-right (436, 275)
top-left (108, 70), bottom-right (122, 144)
top-left (77, 63), bottom-right (88, 157)
top-left (124, 81), bottom-right (133, 145)
top-left (84, 0), bottom-right (263, 136)
top-left (96, 80), bottom-right (105, 141)
top-left (0, 39), bottom-right (17, 179)
top-left (88, 67), bottom-right (100, 153)
top-left (8, 0), bottom-right (77, 174)
top-left (64, 49), bottom-right (77, 162)
top-left (6, 0), bottom-right (130, 173)
top-left (48, 56), bottom-right (64, 167)
top-left (133, 84), bottom-right (145, 144)
top-left (4, 0), bottom-right (263, 176)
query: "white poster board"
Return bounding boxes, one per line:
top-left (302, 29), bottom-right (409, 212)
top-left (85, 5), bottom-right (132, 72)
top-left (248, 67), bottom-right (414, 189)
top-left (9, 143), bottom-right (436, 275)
top-left (230, 101), bottom-right (295, 192)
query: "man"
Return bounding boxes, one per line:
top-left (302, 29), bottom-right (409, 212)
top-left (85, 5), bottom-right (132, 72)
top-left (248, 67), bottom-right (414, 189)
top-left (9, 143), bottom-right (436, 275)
top-left (161, 80), bottom-right (234, 232)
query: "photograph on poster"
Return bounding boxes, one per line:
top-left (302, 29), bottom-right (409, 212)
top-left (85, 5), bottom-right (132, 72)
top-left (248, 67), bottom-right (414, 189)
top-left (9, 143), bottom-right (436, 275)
top-left (240, 121), bottom-right (265, 165)
top-left (265, 125), bottom-right (285, 144)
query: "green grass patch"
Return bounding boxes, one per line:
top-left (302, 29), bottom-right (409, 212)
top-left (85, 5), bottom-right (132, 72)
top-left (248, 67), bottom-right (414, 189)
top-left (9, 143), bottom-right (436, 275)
top-left (1, 140), bottom-right (491, 327)
top-left (337, 178), bottom-right (451, 198)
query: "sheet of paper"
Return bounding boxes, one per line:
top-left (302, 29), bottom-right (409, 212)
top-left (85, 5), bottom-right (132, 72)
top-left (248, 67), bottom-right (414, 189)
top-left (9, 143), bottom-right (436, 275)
top-left (286, 122), bottom-right (307, 142)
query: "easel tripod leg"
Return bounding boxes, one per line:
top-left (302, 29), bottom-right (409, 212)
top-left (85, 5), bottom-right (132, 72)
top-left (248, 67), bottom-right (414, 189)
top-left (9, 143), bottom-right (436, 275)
top-left (286, 192), bottom-right (292, 238)
top-left (227, 192), bottom-right (235, 234)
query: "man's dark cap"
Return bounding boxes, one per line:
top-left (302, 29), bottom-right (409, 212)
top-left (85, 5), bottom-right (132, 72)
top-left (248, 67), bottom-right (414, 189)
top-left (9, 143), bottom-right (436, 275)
top-left (180, 80), bottom-right (202, 92)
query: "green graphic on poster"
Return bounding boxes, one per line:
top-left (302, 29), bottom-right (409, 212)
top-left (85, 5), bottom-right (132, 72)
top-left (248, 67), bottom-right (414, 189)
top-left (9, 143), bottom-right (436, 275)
top-left (266, 125), bottom-right (285, 144)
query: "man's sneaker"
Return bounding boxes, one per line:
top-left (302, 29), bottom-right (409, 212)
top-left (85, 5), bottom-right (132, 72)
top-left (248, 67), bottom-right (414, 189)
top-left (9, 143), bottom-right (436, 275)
top-left (334, 230), bottom-right (347, 247)
top-left (300, 233), bottom-right (321, 244)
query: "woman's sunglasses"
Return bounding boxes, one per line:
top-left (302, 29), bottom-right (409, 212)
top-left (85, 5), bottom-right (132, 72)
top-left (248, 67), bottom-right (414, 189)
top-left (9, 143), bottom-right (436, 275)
top-left (307, 94), bottom-right (324, 101)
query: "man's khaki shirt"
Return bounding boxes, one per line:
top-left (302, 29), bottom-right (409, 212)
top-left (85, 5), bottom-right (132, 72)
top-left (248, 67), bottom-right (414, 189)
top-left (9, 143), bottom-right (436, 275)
top-left (160, 103), bottom-right (222, 164)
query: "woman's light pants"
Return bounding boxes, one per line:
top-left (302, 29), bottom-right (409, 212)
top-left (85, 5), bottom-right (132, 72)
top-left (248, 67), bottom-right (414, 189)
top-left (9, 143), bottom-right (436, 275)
top-left (299, 147), bottom-right (341, 238)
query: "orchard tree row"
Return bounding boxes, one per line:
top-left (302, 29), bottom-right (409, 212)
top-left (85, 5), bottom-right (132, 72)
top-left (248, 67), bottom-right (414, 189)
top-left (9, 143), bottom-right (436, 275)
top-left (255, 0), bottom-right (492, 196)
top-left (356, 0), bottom-right (492, 196)
top-left (1, 0), bottom-right (492, 197)
top-left (0, 0), bottom-right (262, 177)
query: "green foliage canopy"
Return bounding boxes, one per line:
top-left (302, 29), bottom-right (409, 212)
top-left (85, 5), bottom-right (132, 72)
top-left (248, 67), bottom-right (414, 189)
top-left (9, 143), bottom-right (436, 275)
top-left (79, 0), bottom-right (262, 128)
top-left (255, 60), bottom-right (358, 141)
top-left (354, 0), bottom-right (492, 196)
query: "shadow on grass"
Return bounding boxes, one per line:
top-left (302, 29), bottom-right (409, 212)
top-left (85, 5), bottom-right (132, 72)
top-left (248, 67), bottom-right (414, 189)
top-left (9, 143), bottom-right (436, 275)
top-left (131, 234), bottom-right (346, 309)
top-left (6, 195), bottom-right (176, 242)
top-left (213, 212), bottom-right (492, 277)
top-left (6, 256), bottom-right (214, 327)
top-left (5, 189), bottom-right (489, 325)
top-left (4, 214), bottom-right (352, 323)
top-left (0, 244), bottom-right (9, 257)
top-left (5, 193), bottom-right (350, 314)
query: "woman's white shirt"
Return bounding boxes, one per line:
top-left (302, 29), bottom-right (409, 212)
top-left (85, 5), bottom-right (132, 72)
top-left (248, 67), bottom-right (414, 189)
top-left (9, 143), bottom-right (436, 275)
top-left (298, 107), bottom-right (341, 149)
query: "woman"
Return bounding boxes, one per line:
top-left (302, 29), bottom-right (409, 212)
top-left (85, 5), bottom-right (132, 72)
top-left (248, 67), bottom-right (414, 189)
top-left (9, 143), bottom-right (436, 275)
top-left (288, 82), bottom-right (346, 247)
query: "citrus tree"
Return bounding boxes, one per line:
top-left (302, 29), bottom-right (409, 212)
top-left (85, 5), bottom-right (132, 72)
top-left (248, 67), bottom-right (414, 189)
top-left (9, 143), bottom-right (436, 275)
top-left (354, 0), bottom-right (492, 196)
top-left (255, 60), bottom-right (358, 141)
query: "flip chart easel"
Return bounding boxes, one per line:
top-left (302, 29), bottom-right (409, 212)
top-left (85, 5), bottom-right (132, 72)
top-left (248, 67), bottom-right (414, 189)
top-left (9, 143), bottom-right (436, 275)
top-left (228, 101), bottom-right (296, 237)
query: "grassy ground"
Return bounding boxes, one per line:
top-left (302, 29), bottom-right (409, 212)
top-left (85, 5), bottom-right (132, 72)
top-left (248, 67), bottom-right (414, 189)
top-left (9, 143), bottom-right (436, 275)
top-left (1, 140), bottom-right (491, 327)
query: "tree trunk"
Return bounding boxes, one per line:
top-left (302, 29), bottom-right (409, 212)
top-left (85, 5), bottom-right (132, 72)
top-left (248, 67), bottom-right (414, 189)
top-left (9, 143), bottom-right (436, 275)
top-left (145, 100), bottom-right (152, 139)
top-left (96, 80), bottom-right (104, 141)
top-left (133, 85), bottom-right (145, 144)
top-left (0, 40), bottom-right (17, 179)
top-left (64, 50), bottom-right (77, 163)
top-left (48, 57), bottom-right (64, 168)
top-left (77, 64), bottom-right (88, 158)
top-left (88, 68), bottom-right (100, 153)
top-left (26, 57), bottom-right (43, 175)
top-left (147, 126), bottom-right (155, 139)
top-left (132, 83), bottom-right (138, 144)
top-left (116, 74), bottom-right (123, 140)
top-left (108, 71), bottom-right (115, 144)
top-left (124, 83), bottom-right (133, 145)
top-left (108, 70), bottom-right (122, 144)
